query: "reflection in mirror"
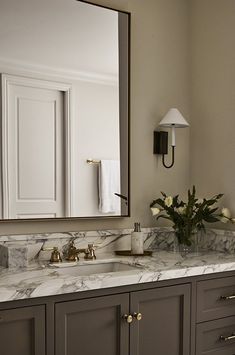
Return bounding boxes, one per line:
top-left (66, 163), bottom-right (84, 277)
top-left (0, 0), bottom-right (129, 219)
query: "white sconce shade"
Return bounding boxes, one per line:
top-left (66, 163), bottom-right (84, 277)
top-left (159, 108), bottom-right (189, 128)
top-left (159, 108), bottom-right (189, 148)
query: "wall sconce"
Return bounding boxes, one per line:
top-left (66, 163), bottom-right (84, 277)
top-left (153, 108), bottom-right (189, 168)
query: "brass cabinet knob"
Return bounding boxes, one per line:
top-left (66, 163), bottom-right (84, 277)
top-left (133, 312), bottom-right (142, 321)
top-left (123, 314), bottom-right (133, 323)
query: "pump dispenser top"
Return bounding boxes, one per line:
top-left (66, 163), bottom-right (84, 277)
top-left (134, 222), bottom-right (141, 232)
top-left (131, 222), bottom-right (144, 255)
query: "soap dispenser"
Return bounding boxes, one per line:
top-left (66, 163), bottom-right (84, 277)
top-left (131, 222), bottom-right (144, 255)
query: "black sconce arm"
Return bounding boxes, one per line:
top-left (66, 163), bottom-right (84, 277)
top-left (162, 146), bottom-right (175, 169)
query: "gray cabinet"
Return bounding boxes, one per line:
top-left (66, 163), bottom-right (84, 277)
top-left (55, 284), bottom-right (191, 355)
top-left (0, 305), bottom-right (45, 355)
top-left (55, 293), bottom-right (129, 355)
top-left (130, 284), bottom-right (191, 355)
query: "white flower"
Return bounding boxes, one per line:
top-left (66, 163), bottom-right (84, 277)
top-left (165, 196), bottom-right (173, 207)
top-left (221, 217), bottom-right (229, 224)
top-left (222, 208), bottom-right (231, 219)
top-left (151, 207), bottom-right (160, 216)
top-left (177, 206), bottom-right (186, 214)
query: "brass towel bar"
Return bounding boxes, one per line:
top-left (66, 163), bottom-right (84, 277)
top-left (86, 159), bottom-right (101, 164)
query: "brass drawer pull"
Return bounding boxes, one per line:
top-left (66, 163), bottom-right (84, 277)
top-left (220, 295), bottom-right (235, 300)
top-left (123, 314), bottom-right (133, 323)
top-left (220, 333), bottom-right (235, 342)
top-left (133, 312), bottom-right (142, 321)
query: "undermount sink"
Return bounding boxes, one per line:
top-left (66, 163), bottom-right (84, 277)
top-left (55, 262), bottom-right (140, 277)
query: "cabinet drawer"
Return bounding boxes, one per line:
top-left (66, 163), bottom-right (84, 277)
top-left (196, 316), bottom-right (235, 355)
top-left (197, 276), bottom-right (235, 322)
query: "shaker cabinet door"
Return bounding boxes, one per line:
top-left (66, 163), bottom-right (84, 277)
top-left (55, 293), bottom-right (129, 355)
top-left (0, 305), bottom-right (46, 355)
top-left (130, 284), bottom-right (191, 355)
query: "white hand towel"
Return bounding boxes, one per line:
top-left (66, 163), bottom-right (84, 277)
top-left (98, 160), bottom-right (121, 214)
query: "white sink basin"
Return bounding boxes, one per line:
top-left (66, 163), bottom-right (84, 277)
top-left (56, 262), bottom-right (139, 277)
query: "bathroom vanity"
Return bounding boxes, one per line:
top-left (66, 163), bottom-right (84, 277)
top-left (1, 250), bottom-right (235, 355)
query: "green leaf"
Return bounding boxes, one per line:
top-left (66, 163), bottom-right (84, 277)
top-left (150, 198), bottom-right (164, 208)
top-left (215, 193), bottom-right (223, 200)
top-left (173, 195), bottom-right (179, 207)
top-left (156, 215), bottom-right (172, 222)
top-left (207, 207), bottom-right (218, 214)
top-left (203, 215), bottom-right (220, 223)
top-left (206, 199), bottom-right (217, 206)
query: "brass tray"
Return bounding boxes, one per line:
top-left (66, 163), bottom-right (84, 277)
top-left (115, 250), bottom-right (152, 257)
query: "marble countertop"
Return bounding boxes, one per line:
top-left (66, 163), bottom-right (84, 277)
top-left (1, 251), bottom-right (235, 303)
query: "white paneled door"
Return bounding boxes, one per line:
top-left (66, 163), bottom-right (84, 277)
top-left (1, 75), bottom-right (71, 219)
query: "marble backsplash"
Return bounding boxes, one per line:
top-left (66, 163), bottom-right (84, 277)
top-left (0, 228), bottom-right (158, 267)
top-left (0, 227), bottom-right (235, 268)
top-left (148, 228), bottom-right (235, 253)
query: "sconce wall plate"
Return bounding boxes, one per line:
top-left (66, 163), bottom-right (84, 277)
top-left (153, 131), bottom-right (168, 154)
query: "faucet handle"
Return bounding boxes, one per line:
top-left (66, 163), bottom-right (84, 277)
top-left (42, 246), bottom-right (62, 263)
top-left (50, 247), bottom-right (62, 263)
top-left (84, 243), bottom-right (96, 260)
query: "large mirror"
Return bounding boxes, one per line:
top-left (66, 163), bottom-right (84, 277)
top-left (0, 0), bottom-right (130, 219)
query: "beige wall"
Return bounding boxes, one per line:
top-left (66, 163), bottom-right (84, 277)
top-left (0, 0), bottom-right (191, 234)
top-left (190, 0), bottom-right (235, 225)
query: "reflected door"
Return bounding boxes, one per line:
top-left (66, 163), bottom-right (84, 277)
top-left (2, 75), bottom-right (65, 219)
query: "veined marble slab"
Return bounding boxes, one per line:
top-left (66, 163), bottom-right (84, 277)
top-left (1, 251), bottom-right (235, 303)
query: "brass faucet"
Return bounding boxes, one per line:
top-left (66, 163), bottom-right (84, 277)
top-left (66, 241), bottom-right (96, 262)
top-left (41, 246), bottom-right (62, 263)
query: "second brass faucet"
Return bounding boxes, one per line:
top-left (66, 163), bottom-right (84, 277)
top-left (66, 241), bottom-right (96, 262)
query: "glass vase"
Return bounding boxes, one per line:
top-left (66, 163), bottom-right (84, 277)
top-left (173, 231), bottom-right (199, 256)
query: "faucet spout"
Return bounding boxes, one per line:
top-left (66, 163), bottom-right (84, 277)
top-left (66, 241), bottom-right (96, 262)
